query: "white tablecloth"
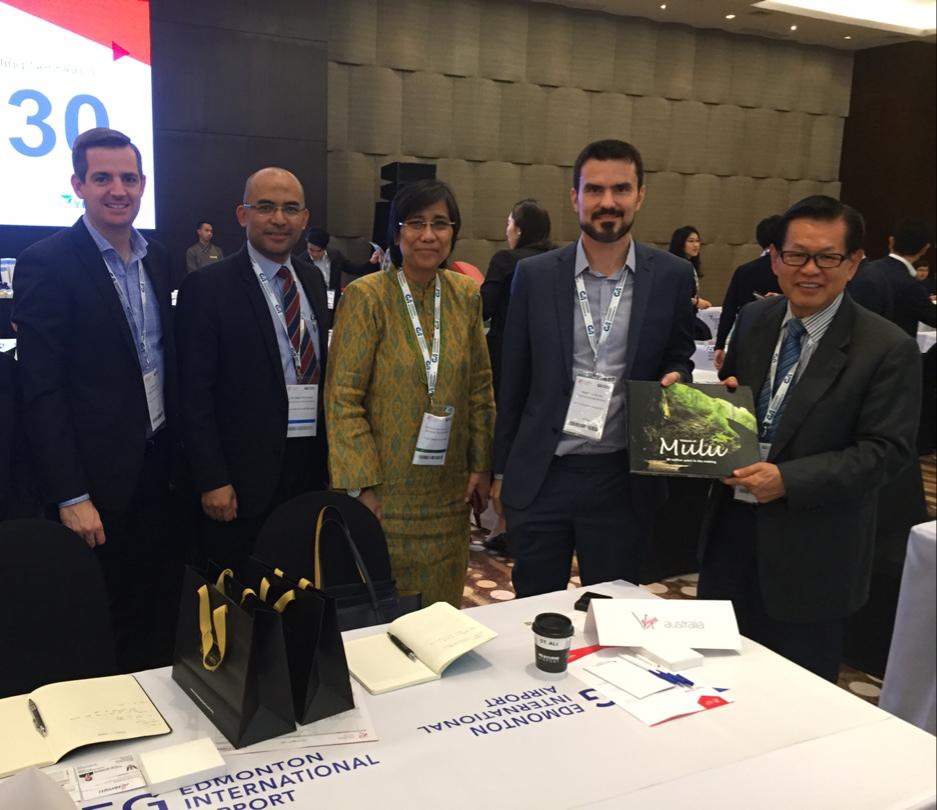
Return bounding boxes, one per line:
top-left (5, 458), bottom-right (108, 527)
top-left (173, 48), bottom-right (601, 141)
top-left (881, 521), bottom-right (937, 735)
top-left (37, 581), bottom-right (936, 809)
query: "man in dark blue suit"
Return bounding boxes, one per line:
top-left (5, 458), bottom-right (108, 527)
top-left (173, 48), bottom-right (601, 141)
top-left (13, 128), bottom-right (183, 671)
top-left (491, 140), bottom-right (696, 596)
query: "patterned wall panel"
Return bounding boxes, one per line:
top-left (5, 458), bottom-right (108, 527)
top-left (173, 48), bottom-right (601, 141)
top-left (327, 0), bottom-right (855, 305)
top-left (401, 72), bottom-right (453, 158)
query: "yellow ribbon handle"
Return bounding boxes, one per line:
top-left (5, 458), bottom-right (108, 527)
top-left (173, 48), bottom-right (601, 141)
top-left (215, 568), bottom-right (234, 590)
top-left (197, 585), bottom-right (227, 672)
top-left (297, 577), bottom-right (313, 590)
top-left (239, 587), bottom-right (257, 606)
top-left (272, 590), bottom-right (297, 613)
top-left (259, 577), bottom-right (270, 602)
top-left (314, 506), bottom-right (366, 589)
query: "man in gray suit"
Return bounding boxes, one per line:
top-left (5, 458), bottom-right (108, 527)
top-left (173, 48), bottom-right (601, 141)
top-left (698, 196), bottom-right (921, 681)
top-left (492, 139), bottom-right (696, 597)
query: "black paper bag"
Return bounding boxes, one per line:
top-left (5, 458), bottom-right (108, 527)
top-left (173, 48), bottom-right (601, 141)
top-left (248, 560), bottom-right (355, 725)
top-left (171, 566), bottom-right (294, 749)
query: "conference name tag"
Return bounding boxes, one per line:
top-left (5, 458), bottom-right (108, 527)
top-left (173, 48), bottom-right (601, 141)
top-left (562, 372), bottom-right (616, 440)
top-left (327, 289), bottom-right (336, 310)
top-left (413, 410), bottom-right (453, 466)
top-left (143, 369), bottom-right (166, 432)
top-left (733, 442), bottom-right (771, 503)
top-left (287, 384), bottom-right (318, 437)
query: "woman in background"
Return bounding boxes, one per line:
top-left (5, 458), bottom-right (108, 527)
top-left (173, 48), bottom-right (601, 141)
top-left (481, 199), bottom-right (554, 400)
top-left (325, 180), bottom-right (495, 608)
top-left (669, 225), bottom-right (713, 340)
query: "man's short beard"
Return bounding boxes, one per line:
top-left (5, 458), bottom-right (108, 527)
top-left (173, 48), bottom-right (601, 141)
top-left (580, 218), bottom-right (633, 244)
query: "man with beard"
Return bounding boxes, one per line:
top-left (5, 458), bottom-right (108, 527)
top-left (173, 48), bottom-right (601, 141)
top-left (491, 139), bottom-right (696, 596)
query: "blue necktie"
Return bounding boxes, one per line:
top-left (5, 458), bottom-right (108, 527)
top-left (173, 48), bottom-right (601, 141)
top-left (757, 318), bottom-right (806, 441)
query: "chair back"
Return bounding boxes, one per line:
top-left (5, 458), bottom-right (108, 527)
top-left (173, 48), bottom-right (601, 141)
top-left (0, 519), bottom-right (118, 697)
top-left (450, 261), bottom-right (484, 286)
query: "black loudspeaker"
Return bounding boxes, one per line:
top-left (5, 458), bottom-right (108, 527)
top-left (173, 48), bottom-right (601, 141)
top-left (372, 162), bottom-right (436, 247)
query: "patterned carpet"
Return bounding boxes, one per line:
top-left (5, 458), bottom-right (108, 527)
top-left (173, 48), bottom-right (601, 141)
top-left (461, 453), bottom-right (937, 706)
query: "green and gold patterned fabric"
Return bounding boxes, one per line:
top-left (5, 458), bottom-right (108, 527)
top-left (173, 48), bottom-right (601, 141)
top-left (325, 267), bottom-right (495, 607)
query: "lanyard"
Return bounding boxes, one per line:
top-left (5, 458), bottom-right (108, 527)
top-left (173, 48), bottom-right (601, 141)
top-left (396, 268), bottom-right (441, 401)
top-left (105, 256), bottom-right (149, 367)
top-left (761, 322), bottom-right (808, 438)
top-left (574, 270), bottom-right (627, 367)
top-left (250, 258), bottom-right (309, 377)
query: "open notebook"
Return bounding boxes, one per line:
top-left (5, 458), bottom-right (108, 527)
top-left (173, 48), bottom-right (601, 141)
top-left (344, 602), bottom-right (497, 695)
top-left (0, 675), bottom-right (170, 778)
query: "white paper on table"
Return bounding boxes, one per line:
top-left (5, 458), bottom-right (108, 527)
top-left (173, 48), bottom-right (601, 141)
top-left (0, 769), bottom-right (77, 810)
top-left (73, 754), bottom-right (146, 801)
top-left (39, 766), bottom-right (81, 804)
top-left (586, 598), bottom-right (741, 650)
top-left (584, 658), bottom-right (673, 699)
top-left (210, 681), bottom-right (378, 756)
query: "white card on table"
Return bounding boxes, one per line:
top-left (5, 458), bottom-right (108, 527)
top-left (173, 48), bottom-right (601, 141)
top-left (584, 658), bottom-right (672, 699)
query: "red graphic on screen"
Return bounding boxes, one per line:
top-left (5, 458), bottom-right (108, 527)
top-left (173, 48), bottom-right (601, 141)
top-left (3, 0), bottom-right (151, 65)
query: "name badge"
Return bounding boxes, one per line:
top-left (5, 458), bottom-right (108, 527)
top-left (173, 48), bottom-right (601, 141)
top-left (143, 369), bottom-right (165, 432)
top-left (327, 289), bottom-right (336, 310)
top-left (562, 372), bottom-right (616, 440)
top-left (287, 384), bottom-right (318, 437)
top-left (733, 442), bottom-right (771, 503)
top-left (413, 409), bottom-right (453, 466)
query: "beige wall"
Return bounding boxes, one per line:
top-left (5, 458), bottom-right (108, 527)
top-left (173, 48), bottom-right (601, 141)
top-left (326, 0), bottom-right (852, 303)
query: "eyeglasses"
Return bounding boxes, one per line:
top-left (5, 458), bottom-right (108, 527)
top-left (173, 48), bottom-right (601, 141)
top-left (242, 203), bottom-right (307, 218)
top-left (399, 218), bottom-right (456, 233)
top-left (778, 250), bottom-right (850, 269)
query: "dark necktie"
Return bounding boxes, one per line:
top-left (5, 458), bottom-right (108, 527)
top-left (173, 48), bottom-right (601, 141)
top-left (276, 266), bottom-right (319, 384)
top-left (756, 318), bottom-right (805, 441)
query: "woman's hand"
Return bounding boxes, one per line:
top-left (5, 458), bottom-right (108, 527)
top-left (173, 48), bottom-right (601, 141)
top-left (358, 488), bottom-right (383, 522)
top-left (465, 472), bottom-right (490, 513)
top-left (696, 296), bottom-right (712, 309)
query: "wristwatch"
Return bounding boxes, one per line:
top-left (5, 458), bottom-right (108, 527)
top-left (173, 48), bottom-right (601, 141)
top-left (347, 488), bottom-right (362, 498)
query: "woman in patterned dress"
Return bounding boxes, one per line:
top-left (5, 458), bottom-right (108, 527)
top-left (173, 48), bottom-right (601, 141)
top-left (325, 180), bottom-right (495, 608)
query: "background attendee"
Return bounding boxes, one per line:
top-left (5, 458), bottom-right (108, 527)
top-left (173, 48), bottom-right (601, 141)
top-left (302, 227), bottom-right (381, 314)
top-left (698, 195), bottom-right (921, 682)
top-left (715, 215), bottom-right (782, 369)
top-left (481, 198), bottom-right (554, 400)
top-left (480, 198), bottom-right (554, 554)
top-left (325, 179), bottom-right (494, 608)
top-left (177, 168), bottom-right (330, 574)
top-left (844, 255), bottom-right (893, 319)
top-left (12, 128), bottom-right (182, 671)
top-left (669, 225), bottom-right (712, 340)
top-left (865, 219), bottom-right (936, 337)
top-left (492, 139), bottom-right (695, 597)
top-left (185, 220), bottom-right (223, 273)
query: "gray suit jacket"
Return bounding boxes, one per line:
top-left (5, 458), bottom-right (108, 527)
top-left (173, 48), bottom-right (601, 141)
top-left (701, 294), bottom-right (921, 621)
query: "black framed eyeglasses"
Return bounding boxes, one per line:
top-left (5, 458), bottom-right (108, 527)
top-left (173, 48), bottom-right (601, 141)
top-left (778, 250), bottom-right (850, 269)
top-left (242, 203), bottom-right (307, 218)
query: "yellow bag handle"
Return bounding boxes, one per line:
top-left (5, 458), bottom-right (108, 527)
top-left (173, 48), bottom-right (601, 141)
top-left (216, 568), bottom-right (234, 589)
top-left (314, 506), bottom-right (366, 590)
top-left (272, 591), bottom-right (297, 612)
top-left (197, 585), bottom-right (228, 672)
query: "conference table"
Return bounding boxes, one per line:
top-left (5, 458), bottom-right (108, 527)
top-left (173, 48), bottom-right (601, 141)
top-left (880, 521), bottom-right (937, 735)
top-left (43, 581), bottom-right (936, 809)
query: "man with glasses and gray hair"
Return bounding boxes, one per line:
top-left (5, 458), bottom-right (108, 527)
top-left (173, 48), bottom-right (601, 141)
top-left (176, 167), bottom-right (331, 572)
top-left (698, 195), bottom-right (921, 682)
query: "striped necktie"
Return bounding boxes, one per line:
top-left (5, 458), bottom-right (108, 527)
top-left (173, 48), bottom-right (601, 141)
top-left (276, 266), bottom-right (319, 384)
top-left (756, 318), bottom-right (805, 441)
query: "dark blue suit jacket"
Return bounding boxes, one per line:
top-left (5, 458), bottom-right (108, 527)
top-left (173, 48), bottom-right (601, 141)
top-left (493, 240), bottom-right (696, 511)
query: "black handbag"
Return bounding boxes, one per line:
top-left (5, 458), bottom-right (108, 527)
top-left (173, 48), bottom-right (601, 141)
top-left (313, 506), bottom-right (422, 631)
top-left (247, 559), bottom-right (355, 724)
top-left (171, 566), bottom-right (295, 748)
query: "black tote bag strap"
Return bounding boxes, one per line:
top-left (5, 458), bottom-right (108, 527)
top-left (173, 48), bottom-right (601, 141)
top-left (313, 505), bottom-right (384, 622)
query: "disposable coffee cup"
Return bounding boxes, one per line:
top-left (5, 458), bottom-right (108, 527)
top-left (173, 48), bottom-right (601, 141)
top-left (532, 612), bottom-right (574, 673)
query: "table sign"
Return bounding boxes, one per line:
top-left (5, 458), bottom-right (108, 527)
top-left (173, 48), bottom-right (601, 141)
top-left (586, 598), bottom-right (741, 650)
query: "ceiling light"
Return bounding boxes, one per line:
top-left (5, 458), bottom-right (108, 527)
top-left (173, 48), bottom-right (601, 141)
top-left (725, 13), bottom-right (737, 19)
top-left (660, 3), bottom-right (667, 8)
top-left (844, 34), bottom-right (852, 38)
top-left (790, 24), bottom-right (798, 29)
top-left (753, 0), bottom-right (936, 37)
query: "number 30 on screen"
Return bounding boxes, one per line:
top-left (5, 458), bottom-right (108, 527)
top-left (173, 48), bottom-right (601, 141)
top-left (8, 89), bottom-right (109, 157)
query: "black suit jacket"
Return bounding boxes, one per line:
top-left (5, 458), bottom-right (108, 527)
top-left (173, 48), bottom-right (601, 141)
top-left (865, 255), bottom-right (936, 338)
top-left (702, 294), bottom-right (921, 621)
top-left (494, 241), bottom-right (696, 511)
top-left (176, 246), bottom-right (330, 518)
top-left (12, 219), bottom-right (178, 511)
top-left (715, 254), bottom-right (780, 350)
top-left (298, 249), bottom-right (379, 318)
top-left (846, 259), bottom-right (893, 319)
